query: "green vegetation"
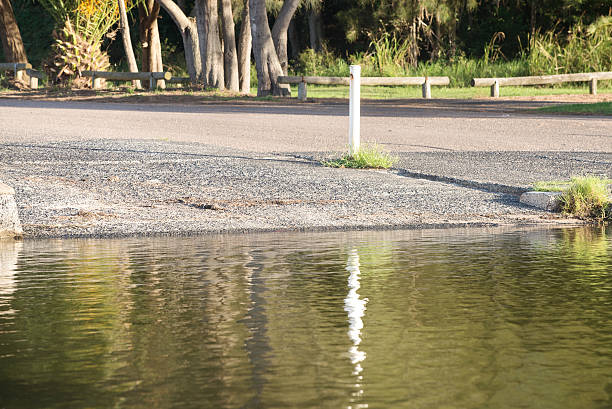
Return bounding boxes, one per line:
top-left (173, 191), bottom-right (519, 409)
top-left (533, 180), bottom-right (572, 192)
top-left (323, 144), bottom-right (397, 169)
top-left (528, 17), bottom-right (612, 75)
top-left (3, 0), bottom-right (610, 96)
top-left (288, 84), bottom-right (595, 100)
top-left (558, 177), bottom-right (611, 220)
top-left (538, 102), bottom-right (612, 115)
top-left (291, 17), bottom-right (612, 90)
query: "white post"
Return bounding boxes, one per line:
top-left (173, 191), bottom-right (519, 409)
top-left (349, 65), bottom-right (361, 157)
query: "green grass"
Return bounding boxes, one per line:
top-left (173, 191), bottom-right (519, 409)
top-left (287, 84), bottom-right (603, 100)
top-left (533, 180), bottom-right (572, 192)
top-left (560, 177), bottom-right (611, 220)
top-left (538, 102), bottom-right (612, 115)
top-left (323, 144), bottom-right (397, 169)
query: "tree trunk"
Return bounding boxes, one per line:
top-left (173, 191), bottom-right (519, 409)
top-left (118, 0), bottom-right (141, 88)
top-left (155, 0), bottom-right (201, 82)
top-left (271, 0), bottom-right (299, 75)
top-left (194, 0), bottom-right (224, 89)
top-left (220, 0), bottom-right (239, 91)
top-left (308, 8), bottom-right (323, 52)
top-left (0, 0), bottom-right (27, 63)
top-left (250, 0), bottom-right (289, 96)
top-left (139, 0), bottom-right (165, 88)
top-left (237, 0), bottom-right (251, 93)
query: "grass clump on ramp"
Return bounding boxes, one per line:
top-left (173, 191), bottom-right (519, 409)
top-left (323, 144), bottom-right (397, 169)
top-left (559, 176), bottom-right (611, 220)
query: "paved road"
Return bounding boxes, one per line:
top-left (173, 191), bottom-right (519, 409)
top-left (1, 97), bottom-right (609, 238)
top-left (1, 99), bottom-right (611, 153)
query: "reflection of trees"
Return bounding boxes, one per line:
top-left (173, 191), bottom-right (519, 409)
top-left (1, 227), bottom-right (610, 409)
top-left (358, 227), bottom-right (612, 409)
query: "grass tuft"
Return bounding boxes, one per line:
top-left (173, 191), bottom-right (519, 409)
top-left (559, 176), bottom-right (610, 220)
top-left (323, 144), bottom-right (397, 169)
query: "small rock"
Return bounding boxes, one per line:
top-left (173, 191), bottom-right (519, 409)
top-left (520, 191), bottom-right (562, 212)
top-left (0, 181), bottom-right (23, 239)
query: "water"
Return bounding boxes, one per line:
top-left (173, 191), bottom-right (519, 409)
top-left (0, 227), bottom-right (611, 409)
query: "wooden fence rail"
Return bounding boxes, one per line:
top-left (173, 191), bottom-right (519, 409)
top-left (0, 63), bottom-right (47, 88)
top-left (82, 70), bottom-right (172, 90)
top-left (278, 75), bottom-right (450, 101)
top-left (471, 72), bottom-right (612, 97)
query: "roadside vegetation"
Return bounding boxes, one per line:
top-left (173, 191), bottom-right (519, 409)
top-left (537, 102), bottom-right (612, 115)
top-left (323, 144), bottom-right (397, 169)
top-left (1, 0), bottom-right (610, 97)
top-left (535, 177), bottom-right (611, 221)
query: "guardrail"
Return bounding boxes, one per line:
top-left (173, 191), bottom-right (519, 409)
top-left (471, 72), bottom-right (612, 97)
top-left (0, 63), bottom-right (46, 88)
top-left (278, 75), bottom-right (450, 101)
top-left (82, 70), bottom-right (172, 90)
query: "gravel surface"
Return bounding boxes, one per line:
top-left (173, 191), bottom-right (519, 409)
top-left (1, 98), bottom-right (605, 238)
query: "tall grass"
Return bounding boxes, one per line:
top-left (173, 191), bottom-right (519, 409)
top-left (529, 16), bottom-right (612, 75)
top-left (292, 17), bottom-right (611, 88)
top-left (560, 176), bottom-right (610, 220)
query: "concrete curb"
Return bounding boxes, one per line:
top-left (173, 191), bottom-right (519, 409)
top-left (519, 191), bottom-right (562, 212)
top-left (0, 181), bottom-right (23, 239)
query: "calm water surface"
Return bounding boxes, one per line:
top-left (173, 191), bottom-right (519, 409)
top-left (0, 227), bottom-right (611, 409)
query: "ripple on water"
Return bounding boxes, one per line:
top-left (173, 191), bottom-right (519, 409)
top-left (0, 227), bottom-right (611, 409)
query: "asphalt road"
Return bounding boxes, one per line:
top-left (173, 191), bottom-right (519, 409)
top-left (1, 98), bottom-right (611, 153)
top-left (1, 97), bottom-right (609, 238)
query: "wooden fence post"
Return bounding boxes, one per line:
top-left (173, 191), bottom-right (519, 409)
top-left (92, 74), bottom-right (102, 89)
top-left (298, 81), bottom-right (307, 101)
top-left (422, 77), bottom-right (431, 99)
top-left (491, 79), bottom-right (499, 97)
top-left (589, 78), bottom-right (597, 95)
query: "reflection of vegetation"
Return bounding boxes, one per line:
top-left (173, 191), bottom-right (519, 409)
top-left (556, 227), bottom-right (611, 275)
top-left (1, 229), bottom-right (611, 409)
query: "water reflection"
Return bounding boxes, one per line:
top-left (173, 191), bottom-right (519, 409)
top-left (0, 240), bottom-right (22, 315)
top-left (0, 227), bottom-right (610, 409)
top-left (344, 249), bottom-right (368, 408)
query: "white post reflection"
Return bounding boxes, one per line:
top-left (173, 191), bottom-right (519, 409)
top-left (0, 240), bottom-right (22, 315)
top-left (344, 248), bottom-right (368, 409)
